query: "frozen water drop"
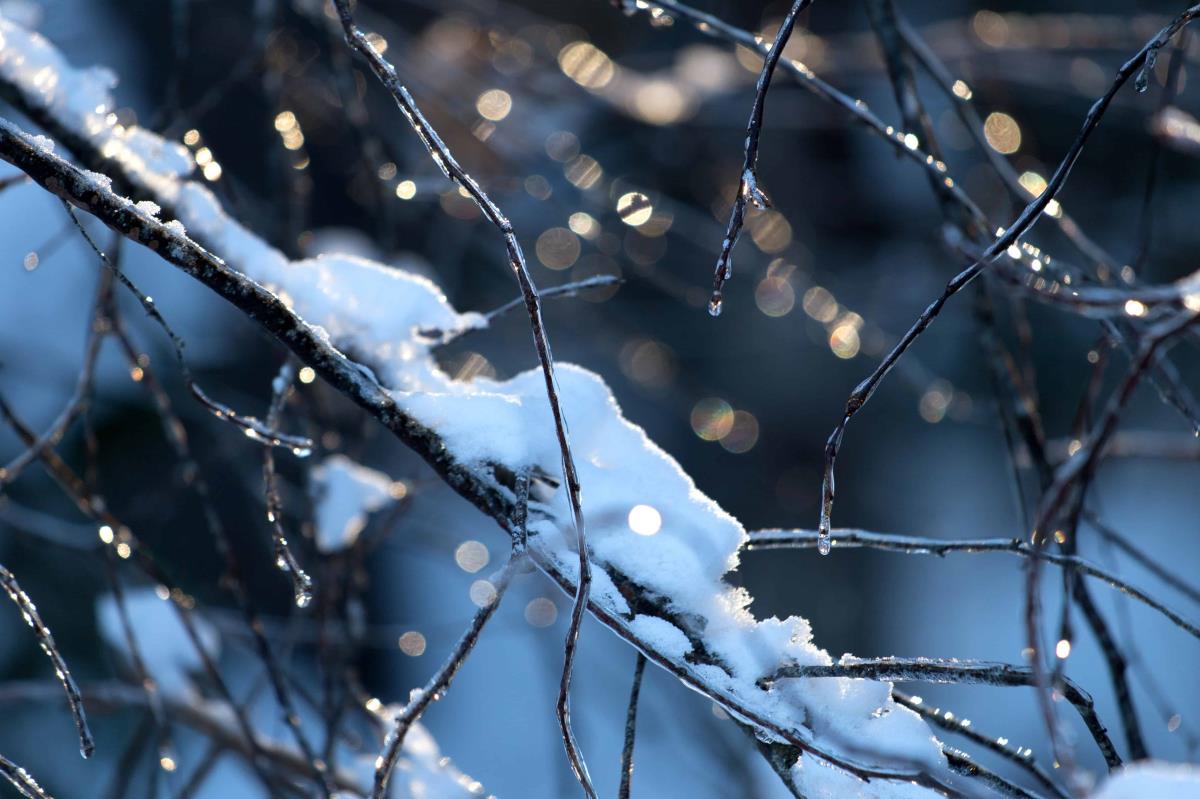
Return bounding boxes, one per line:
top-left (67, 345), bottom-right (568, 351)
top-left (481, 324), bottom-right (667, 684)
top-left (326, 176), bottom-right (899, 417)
top-left (1136, 48), bottom-right (1158, 94)
top-left (708, 295), bottom-right (723, 317)
top-left (292, 446), bottom-right (312, 458)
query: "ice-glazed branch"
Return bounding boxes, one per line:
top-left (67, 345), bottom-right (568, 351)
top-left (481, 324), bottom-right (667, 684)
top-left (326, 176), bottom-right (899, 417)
top-left (0, 564), bottom-right (94, 759)
top-left (328, 2), bottom-right (597, 793)
top-left (942, 750), bottom-right (1040, 799)
top-left (373, 560), bottom-right (516, 798)
top-left (65, 201), bottom-right (334, 795)
top-left (0, 279), bottom-right (105, 490)
top-left (421, 275), bottom-right (623, 346)
top-left (0, 680), bottom-right (382, 796)
top-left (0, 753), bottom-right (54, 799)
top-left (1085, 512), bottom-right (1200, 606)
top-left (618, 653), bottom-right (647, 799)
top-left (1023, 308), bottom-right (1200, 772)
top-left (762, 657), bottom-right (1119, 769)
top-left (893, 691), bottom-right (1068, 799)
top-left (263, 360), bottom-right (315, 608)
top-left (746, 528), bottom-right (1200, 640)
top-left (62, 205), bottom-right (312, 454)
top-left (708, 0), bottom-right (815, 316)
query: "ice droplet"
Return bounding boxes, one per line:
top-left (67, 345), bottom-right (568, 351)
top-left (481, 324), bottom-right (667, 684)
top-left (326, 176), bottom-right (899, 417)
top-left (708, 295), bottom-right (723, 317)
top-left (1136, 47), bottom-right (1158, 94)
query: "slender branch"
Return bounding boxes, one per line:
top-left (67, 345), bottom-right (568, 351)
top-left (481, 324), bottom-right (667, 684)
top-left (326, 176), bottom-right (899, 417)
top-left (709, 0), bottom-right (815, 315)
top-left (62, 205), bottom-right (312, 454)
top-left (746, 528), bottom-right (1200, 640)
top-left (373, 560), bottom-right (517, 798)
top-left (763, 657), bottom-right (1119, 769)
top-left (0, 564), bottom-right (94, 758)
top-left (625, 0), bottom-right (988, 225)
top-left (1086, 512), bottom-right (1200, 605)
top-left (942, 749), bottom-right (1040, 799)
top-left (67, 204), bottom-right (333, 794)
top-left (893, 9), bottom-right (1116, 273)
top-left (264, 360), bottom-right (315, 608)
top-left (618, 653), bottom-right (647, 799)
top-left (893, 691), bottom-right (1068, 799)
top-left (0, 304), bottom-right (104, 490)
top-left (420, 275), bottom-right (623, 345)
top-left (0, 753), bottom-right (54, 799)
top-left (0, 681), bottom-right (368, 795)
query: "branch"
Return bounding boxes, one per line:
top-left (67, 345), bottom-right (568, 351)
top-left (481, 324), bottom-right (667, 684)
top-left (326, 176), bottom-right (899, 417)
top-left (0, 753), bottom-right (54, 799)
top-left (420, 275), bottom-right (623, 346)
top-left (746, 528), bottom-right (1200, 640)
top-left (0, 564), bottom-right (93, 758)
top-left (374, 559), bottom-right (516, 798)
top-left (618, 653), bottom-right (647, 799)
top-left (263, 360), bottom-right (315, 608)
top-left (893, 692), bottom-right (1068, 799)
top-left (709, 0), bottom-right (815, 315)
top-left (63, 205), bottom-right (312, 454)
top-left (762, 657), bottom-right (1119, 769)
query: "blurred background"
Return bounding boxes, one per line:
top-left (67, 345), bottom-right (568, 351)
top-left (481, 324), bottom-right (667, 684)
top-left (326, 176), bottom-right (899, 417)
top-left (0, 0), bottom-right (1198, 796)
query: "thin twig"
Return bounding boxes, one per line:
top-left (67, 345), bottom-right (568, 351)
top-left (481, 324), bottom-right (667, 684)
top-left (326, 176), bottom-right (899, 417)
top-left (0, 680), bottom-right (368, 795)
top-left (746, 528), bottom-right (1200, 640)
top-left (62, 205), bottom-right (312, 454)
top-left (0, 753), bottom-right (54, 799)
top-left (0, 266), bottom-right (107, 490)
top-left (708, 0), bottom-right (815, 315)
top-left (264, 360), bottom-right (315, 608)
top-left (0, 564), bottom-right (94, 758)
top-left (72, 208), bottom-right (332, 793)
top-left (893, 691), bottom-right (1068, 799)
top-left (762, 657), bottom-right (1119, 769)
top-left (942, 749), bottom-right (1040, 799)
top-left (0, 389), bottom-right (280, 791)
top-left (421, 275), bottom-right (623, 345)
top-left (1086, 512), bottom-right (1200, 605)
top-left (373, 560), bottom-right (517, 798)
top-left (618, 653), bottom-right (647, 799)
